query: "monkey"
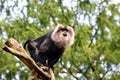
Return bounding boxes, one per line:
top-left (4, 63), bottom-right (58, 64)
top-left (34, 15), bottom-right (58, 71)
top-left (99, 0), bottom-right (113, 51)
top-left (24, 24), bottom-right (75, 70)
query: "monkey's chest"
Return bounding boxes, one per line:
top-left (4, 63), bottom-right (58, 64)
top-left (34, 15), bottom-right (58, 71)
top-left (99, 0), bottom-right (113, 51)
top-left (47, 47), bottom-right (60, 55)
top-left (38, 41), bottom-right (64, 60)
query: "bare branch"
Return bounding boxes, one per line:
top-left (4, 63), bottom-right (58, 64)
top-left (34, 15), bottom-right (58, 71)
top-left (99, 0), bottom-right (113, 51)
top-left (2, 38), bottom-right (54, 80)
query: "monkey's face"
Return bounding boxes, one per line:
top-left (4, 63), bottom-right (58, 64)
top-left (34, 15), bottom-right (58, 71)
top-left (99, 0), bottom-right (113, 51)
top-left (57, 28), bottom-right (69, 41)
top-left (51, 24), bottom-right (75, 48)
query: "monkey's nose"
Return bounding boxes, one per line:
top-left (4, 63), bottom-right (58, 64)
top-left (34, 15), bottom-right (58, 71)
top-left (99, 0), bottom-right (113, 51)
top-left (63, 34), bottom-right (67, 37)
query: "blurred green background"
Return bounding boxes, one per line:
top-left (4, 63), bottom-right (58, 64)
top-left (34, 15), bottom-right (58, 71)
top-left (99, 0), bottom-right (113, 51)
top-left (0, 0), bottom-right (120, 80)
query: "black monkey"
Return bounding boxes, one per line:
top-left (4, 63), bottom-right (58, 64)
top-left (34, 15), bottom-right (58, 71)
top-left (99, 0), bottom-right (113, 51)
top-left (24, 24), bottom-right (75, 69)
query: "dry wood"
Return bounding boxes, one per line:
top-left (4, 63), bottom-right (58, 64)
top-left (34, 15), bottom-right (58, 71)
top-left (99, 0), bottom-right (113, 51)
top-left (2, 38), bottom-right (54, 80)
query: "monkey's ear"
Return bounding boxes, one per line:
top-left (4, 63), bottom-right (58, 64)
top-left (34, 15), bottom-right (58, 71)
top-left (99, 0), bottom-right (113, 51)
top-left (67, 26), bottom-right (75, 46)
top-left (67, 26), bottom-right (74, 31)
top-left (52, 24), bottom-right (64, 34)
top-left (67, 26), bottom-right (75, 36)
top-left (56, 24), bottom-right (64, 30)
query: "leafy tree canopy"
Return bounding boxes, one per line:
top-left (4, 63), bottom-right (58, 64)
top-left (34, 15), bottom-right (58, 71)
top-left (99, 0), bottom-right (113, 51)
top-left (0, 0), bottom-right (120, 80)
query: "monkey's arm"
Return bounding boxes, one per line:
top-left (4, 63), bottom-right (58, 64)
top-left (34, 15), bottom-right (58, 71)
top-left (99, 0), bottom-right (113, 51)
top-left (39, 38), bottom-right (52, 53)
top-left (39, 39), bottom-right (48, 52)
top-left (35, 30), bottom-right (53, 53)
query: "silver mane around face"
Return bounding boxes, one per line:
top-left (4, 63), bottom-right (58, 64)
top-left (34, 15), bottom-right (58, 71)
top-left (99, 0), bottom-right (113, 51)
top-left (51, 24), bottom-right (75, 48)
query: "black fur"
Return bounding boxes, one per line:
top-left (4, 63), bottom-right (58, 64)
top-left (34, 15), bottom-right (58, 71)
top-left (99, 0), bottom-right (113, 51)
top-left (24, 31), bottom-right (65, 69)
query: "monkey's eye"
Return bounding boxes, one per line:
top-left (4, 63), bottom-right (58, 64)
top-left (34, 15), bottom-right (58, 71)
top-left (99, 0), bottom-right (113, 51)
top-left (61, 28), bottom-right (68, 31)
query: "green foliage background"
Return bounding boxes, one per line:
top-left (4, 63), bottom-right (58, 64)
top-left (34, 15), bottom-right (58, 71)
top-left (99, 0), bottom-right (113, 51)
top-left (0, 0), bottom-right (120, 80)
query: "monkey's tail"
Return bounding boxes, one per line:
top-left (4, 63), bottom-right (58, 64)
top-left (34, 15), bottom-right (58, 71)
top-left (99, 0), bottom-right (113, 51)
top-left (24, 40), bottom-right (31, 49)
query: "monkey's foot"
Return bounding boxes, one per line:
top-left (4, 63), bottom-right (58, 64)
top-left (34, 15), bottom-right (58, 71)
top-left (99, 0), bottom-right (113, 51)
top-left (41, 66), bottom-right (49, 71)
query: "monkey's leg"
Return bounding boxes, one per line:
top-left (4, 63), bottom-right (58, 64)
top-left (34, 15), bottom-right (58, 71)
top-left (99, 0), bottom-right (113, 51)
top-left (48, 56), bottom-right (61, 71)
top-left (36, 53), bottom-right (48, 66)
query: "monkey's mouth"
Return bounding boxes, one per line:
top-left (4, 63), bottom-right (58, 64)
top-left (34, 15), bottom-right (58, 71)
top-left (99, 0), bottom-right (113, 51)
top-left (63, 33), bottom-right (67, 37)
